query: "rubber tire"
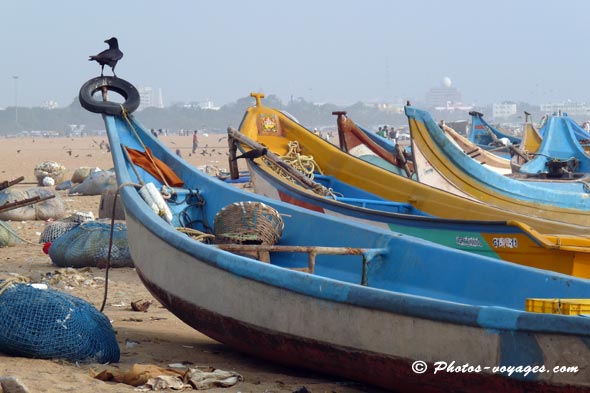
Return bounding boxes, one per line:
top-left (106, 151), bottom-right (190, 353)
top-left (79, 76), bottom-right (140, 116)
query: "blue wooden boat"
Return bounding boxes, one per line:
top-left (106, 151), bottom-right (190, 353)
top-left (80, 77), bottom-right (590, 392)
top-left (406, 105), bottom-right (590, 224)
top-left (538, 113), bottom-right (590, 142)
top-left (520, 114), bottom-right (590, 176)
top-left (469, 111), bottom-right (520, 158)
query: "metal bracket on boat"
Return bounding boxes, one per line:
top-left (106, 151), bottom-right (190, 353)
top-left (215, 244), bottom-right (387, 286)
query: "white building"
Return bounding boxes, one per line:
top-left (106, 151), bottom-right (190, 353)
top-left (198, 99), bottom-right (220, 111)
top-left (493, 102), bottom-right (517, 119)
top-left (138, 87), bottom-right (164, 110)
top-left (540, 101), bottom-right (590, 117)
top-left (425, 77), bottom-right (462, 108)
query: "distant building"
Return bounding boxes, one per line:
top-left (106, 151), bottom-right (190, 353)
top-left (41, 100), bottom-right (59, 109)
top-left (426, 77), bottom-right (462, 108)
top-left (540, 101), bottom-right (590, 117)
top-left (183, 99), bottom-right (221, 110)
top-left (198, 99), bottom-right (220, 111)
top-left (138, 87), bottom-right (164, 110)
top-left (375, 102), bottom-right (404, 114)
top-left (493, 102), bottom-right (517, 119)
top-left (433, 101), bottom-right (473, 113)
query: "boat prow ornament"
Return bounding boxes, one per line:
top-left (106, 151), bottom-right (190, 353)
top-left (79, 76), bottom-right (140, 116)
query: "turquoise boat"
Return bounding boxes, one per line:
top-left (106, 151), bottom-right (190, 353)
top-left (80, 77), bottom-right (590, 392)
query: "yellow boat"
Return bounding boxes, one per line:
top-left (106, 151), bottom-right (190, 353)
top-left (510, 115), bottom-right (543, 172)
top-left (238, 93), bottom-right (590, 239)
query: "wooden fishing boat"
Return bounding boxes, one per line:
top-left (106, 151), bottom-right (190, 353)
top-left (81, 78), bottom-right (590, 392)
top-left (406, 105), bottom-right (590, 228)
top-left (468, 111), bottom-right (520, 158)
top-left (332, 111), bottom-right (511, 175)
top-left (440, 121), bottom-right (511, 174)
top-left (332, 111), bottom-right (412, 177)
top-left (512, 113), bottom-right (590, 172)
top-left (238, 93), bottom-right (589, 236)
top-left (229, 127), bottom-right (590, 277)
top-left (519, 114), bottom-right (590, 176)
top-left (510, 113), bottom-right (543, 172)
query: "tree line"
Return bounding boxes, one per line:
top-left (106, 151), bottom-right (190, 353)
top-left (0, 94), bottom-right (420, 136)
top-left (0, 94), bottom-right (544, 136)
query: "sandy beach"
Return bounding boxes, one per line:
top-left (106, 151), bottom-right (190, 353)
top-left (0, 134), bottom-right (378, 393)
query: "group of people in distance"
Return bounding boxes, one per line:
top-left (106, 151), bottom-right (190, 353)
top-left (377, 125), bottom-right (399, 143)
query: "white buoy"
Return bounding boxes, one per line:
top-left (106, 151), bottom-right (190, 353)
top-left (139, 182), bottom-right (173, 223)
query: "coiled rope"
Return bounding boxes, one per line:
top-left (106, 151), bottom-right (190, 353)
top-left (265, 141), bottom-right (335, 197)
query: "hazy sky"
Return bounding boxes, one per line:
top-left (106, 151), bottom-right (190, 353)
top-left (3, 0), bottom-right (590, 108)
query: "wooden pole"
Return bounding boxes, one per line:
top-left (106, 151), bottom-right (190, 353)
top-left (0, 194), bottom-right (55, 214)
top-left (227, 132), bottom-right (240, 180)
top-left (0, 176), bottom-right (25, 192)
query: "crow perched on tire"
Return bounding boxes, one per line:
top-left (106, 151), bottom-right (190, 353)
top-left (89, 37), bottom-right (123, 77)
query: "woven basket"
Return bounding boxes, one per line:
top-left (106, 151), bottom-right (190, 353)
top-left (214, 201), bottom-right (283, 245)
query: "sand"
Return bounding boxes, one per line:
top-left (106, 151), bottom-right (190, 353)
top-left (0, 134), bottom-right (377, 393)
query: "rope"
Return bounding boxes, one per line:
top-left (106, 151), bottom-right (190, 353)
top-left (100, 181), bottom-right (142, 313)
top-left (120, 105), bottom-right (171, 189)
top-left (0, 276), bottom-right (29, 297)
top-left (282, 141), bottom-right (321, 178)
top-left (176, 227), bottom-right (216, 242)
top-left (264, 141), bottom-right (335, 198)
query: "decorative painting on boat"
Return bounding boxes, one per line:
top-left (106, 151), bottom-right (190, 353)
top-left (257, 113), bottom-right (282, 136)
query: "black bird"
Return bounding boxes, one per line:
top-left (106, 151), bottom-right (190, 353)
top-left (89, 37), bottom-right (123, 77)
top-left (231, 148), bottom-right (268, 161)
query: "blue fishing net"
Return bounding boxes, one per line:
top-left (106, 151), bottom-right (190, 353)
top-left (0, 281), bottom-right (119, 363)
top-left (48, 220), bottom-right (133, 268)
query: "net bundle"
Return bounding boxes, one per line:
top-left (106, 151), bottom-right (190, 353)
top-left (39, 212), bottom-right (95, 244)
top-left (48, 220), bottom-right (133, 268)
top-left (0, 281), bottom-right (119, 363)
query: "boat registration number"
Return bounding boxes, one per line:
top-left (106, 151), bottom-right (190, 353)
top-left (492, 237), bottom-right (518, 248)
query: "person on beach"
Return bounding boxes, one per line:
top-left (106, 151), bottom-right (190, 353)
top-left (192, 130), bottom-right (199, 153)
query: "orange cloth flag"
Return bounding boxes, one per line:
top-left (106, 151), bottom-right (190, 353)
top-left (124, 146), bottom-right (184, 187)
